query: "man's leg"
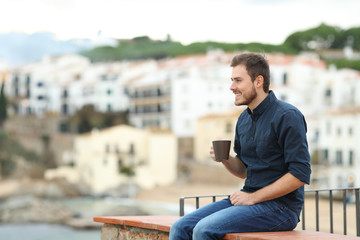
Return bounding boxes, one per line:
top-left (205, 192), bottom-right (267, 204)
top-left (192, 199), bottom-right (298, 240)
top-left (169, 198), bottom-right (232, 240)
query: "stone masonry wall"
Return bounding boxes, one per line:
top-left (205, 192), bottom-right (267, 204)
top-left (101, 223), bottom-right (169, 240)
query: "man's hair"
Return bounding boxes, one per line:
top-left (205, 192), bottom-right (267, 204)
top-left (230, 53), bottom-right (270, 93)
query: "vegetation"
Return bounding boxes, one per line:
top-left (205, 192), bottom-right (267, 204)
top-left (119, 165), bottom-right (135, 177)
top-left (0, 131), bottom-right (40, 178)
top-left (82, 24), bottom-right (360, 69)
top-left (81, 24), bottom-right (360, 71)
top-left (67, 104), bottom-right (129, 134)
top-left (81, 36), bottom-right (296, 62)
top-left (326, 59), bottom-right (360, 71)
top-left (0, 80), bottom-right (7, 127)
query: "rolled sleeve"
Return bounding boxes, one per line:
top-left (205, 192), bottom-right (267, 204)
top-left (278, 109), bottom-right (311, 184)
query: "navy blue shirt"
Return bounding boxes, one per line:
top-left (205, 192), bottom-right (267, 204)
top-left (234, 91), bottom-right (311, 217)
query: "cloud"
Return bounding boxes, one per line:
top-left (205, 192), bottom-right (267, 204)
top-left (1, 0), bottom-right (360, 44)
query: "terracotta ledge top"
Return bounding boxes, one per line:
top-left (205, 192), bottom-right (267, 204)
top-left (93, 215), bottom-right (179, 232)
top-left (94, 216), bottom-right (360, 239)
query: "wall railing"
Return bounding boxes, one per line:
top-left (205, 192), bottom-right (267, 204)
top-left (179, 187), bottom-right (360, 236)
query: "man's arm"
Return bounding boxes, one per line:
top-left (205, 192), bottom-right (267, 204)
top-left (210, 146), bottom-right (246, 179)
top-left (230, 173), bottom-right (305, 206)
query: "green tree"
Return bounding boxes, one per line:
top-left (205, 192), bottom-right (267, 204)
top-left (284, 23), bottom-right (344, 51)
top-left (0, 80), bottom-right (7, 127)
top-left (344, 27), bottom-right (360, 51)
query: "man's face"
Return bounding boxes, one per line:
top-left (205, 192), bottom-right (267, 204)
top-left (230, 64), bottom-right (257, 107)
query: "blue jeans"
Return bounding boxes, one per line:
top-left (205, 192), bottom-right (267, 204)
top-left (169, 198), bottom-right (298, 240)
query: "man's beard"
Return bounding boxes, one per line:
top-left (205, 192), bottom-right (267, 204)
top-left (235, 85), bottom-right (257, 106)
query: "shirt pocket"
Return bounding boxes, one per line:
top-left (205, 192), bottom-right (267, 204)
top-left (256, 135), bottom-right (281, 160)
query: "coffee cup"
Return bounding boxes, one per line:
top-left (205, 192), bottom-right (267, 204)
top-left (212, 140), bottom-right (231, 161)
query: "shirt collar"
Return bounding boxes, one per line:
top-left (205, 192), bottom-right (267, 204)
top-left (246, 90), bottom-right (277, 118)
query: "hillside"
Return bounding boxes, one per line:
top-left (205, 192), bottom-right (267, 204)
top-left (81, 24), bottom-right (360, 71)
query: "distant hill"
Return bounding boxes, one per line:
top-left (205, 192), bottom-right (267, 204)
top-left (1, 24), bottom-right (360, 70)
top-left (81, 24), bottom-right (360, 65)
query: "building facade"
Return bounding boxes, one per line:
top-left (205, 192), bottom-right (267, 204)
top-left (74, 125), bottom-right (177, 194)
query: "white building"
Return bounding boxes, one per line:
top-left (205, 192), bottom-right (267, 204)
top-left (5, 54), bottom-right (158, 117)
top-left (128, 51), bottom-right (237, 138)
top-left (269, 53), bottom-right (328, 116)
top-left (315, 108), bottom-right (360, 189)
top-left (5, 54), bottom-right (90, 116)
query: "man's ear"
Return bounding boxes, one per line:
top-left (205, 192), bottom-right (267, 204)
top-left (255, 75), bottom-right (264, 88)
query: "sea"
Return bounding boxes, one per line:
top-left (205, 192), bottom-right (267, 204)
top-left (0, 197), bottom-right (194, 240)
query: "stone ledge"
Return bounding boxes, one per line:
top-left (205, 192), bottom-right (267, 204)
top-left (94, 216), bottom-right (179, 232)
top-left (94, 216), bottom-right (360, 240)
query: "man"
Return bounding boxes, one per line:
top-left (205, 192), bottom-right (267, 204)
top-left (169, 52), bottom-right (311, 240)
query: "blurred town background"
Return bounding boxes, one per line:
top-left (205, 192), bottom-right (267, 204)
top-left (1, 22), bottom-right (360, 239)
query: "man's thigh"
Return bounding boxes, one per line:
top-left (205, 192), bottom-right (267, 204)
top-left (194, 200), bottom-right (298, 235)
top-left (173, 198), bottom-right (233, 230)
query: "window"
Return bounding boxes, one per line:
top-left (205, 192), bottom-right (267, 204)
top-left (105, 144), bottom-right (110, 153)
top-left (37, 82), bottom-right (44, 87)
top-left (283, 72), bottom-right (287, 85)
top-left (13, 75), bottom-right (19, 84)
top-left (322, 149), bottom-right (329, 163)
top-left (226, 122), bottom-right (232, 133)
top-left (349, 150), bottom-right (354, 166)
top-left (337, 127), bottom-right (341, 136)
top-left (59, 122), bottom-right (70, 133)
top-left (280, 95), bottom-right (287, 101)
top-left (324, 88), bottom-right (332, 105)
top-left (335, 150), bottom-right (343, 165)
top-left (62, 104), bottom-right (68, 115)
top-left (325, 88), bottom-right (332, 97)
top-left (26, 75), bottom-right (31, 85)
top-left (107, 89), bottom-right (112, 95)
top-left (62, 89), bottom-right (68, 98)
top-left (129, 143), bottom-right (135, 155)
top-left (349, 127), bottom-right (353, 136)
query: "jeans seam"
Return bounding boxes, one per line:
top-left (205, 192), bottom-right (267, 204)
top-left (269, 216), bottom-right (295, 231)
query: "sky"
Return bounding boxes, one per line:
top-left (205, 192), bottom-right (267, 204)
top-left (1, 0), bottom-right (360, 45)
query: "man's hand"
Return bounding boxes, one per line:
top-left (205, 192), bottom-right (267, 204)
top-left (230, 173), bottom-right (306, 206)
top-left (210, 146), bottom-right (222, 162)
top-left (230, 190), bottom-right (256, 206)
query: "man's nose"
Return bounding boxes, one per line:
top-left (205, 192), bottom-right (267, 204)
top-left (229, 82), bottom-right (235, 91)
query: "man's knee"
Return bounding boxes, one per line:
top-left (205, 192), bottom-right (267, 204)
top-left (169, 218), bottom-right (181, 236)
top-left (192, 218), bottom-right (215, 239)
top-left (169, 217), bottom-right (192, 240)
